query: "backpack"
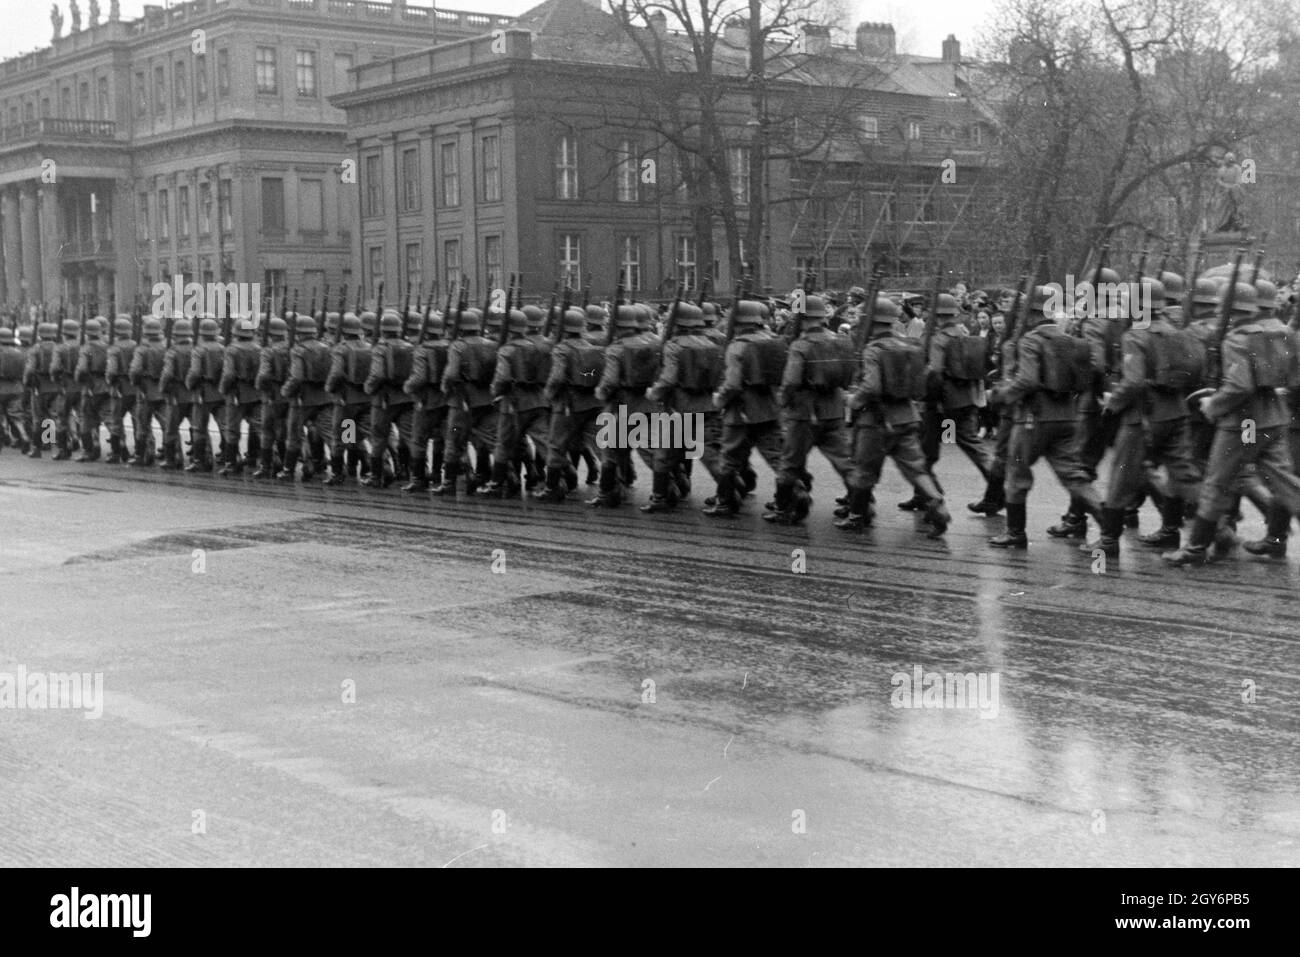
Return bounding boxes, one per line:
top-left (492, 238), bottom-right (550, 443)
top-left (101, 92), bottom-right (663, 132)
top-left (876, 340), bottom-right (927, 400)
top-left (1146, 327), bottom-right (1204, 392)
top-left (944, 336), bottom-right (988, 381)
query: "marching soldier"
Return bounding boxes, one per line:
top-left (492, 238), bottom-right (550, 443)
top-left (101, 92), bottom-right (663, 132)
top-left (485, 308), bottom-right (550, 498)
top-left (436, 308), bottom-right (499, 496)
top-left (909, 292), bottom-right (994, 511)
top-left (128, 317), bottom-right (168, 467)
top-left (1048, 266), bottom-right (1125, 540)
top-left (837, 296), bottom-right (950, 535)
top-left (73, 317), bottom-right (112, 462)
top-left (989, 288), bottom-right (1104, 549)
top-left (766, 296), bottom-right (855, 525)
top-left (104, 315), bottom-right (138, 464)
top-left (402, 310), bottom-right (449, 493)
top-left (641, 303), bottom-right (722, 513)
top-left (1165, 283), bottom-right (1300, 566)
top-left (589, 304), bottom-right (657, 508)
top-left (46, 318), bottom-right (83, 460)
top-left (1085, 278), bottom-right (1204, 556)
top-left (185, 317), bottom-right (227, 472)
top-left (1243, 296), bottom-right (1300, 557)
top-left (253, 316), bottom-right (292, 479)
top-left (0, 327), bottom-right (29, 453)
top-left (21, 321), bottom-right (59, 458)
top-left (158, 318), bottom-right (195, 470)
top-left (279, 313), bottom-right (334, 482)
top-left (362, 311), bottom-right (416, 488)
top-left (535, 307), bottom-right (603, 503)
top-left (323, 312), bottom-right (372, 485)
top-left (706, 299), bottom-right (786, 517)
top-left (218, 318), bottom-right (263, 476)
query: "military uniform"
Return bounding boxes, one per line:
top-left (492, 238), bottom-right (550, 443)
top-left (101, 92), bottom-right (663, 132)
top-left (218, 319), bottom-right (263, 475)
top-left (487, 309), bottom-right (552, 497)
top-left (22, 323), bottom-right (61, 457)
top-left (104, 316), bottom-right (138, 463)
top-left (184, 319), bottom-right (227, 471)
top-left (158, 319), bottom-right (195, 469)
top-left (437, 309), bottom-right (500, 496)
top-left (45, 320), bottom-right (84, 459)
top-left (0, 327), bottom-right (29, 453)
top-left (589, 305), bottom-right (658, 507)
top-left (128, 318), bottom-right (168, 466)
top-left (706, 300), bottom-right (785, 517)
top-left (921, 295), bottom-right (993, 499)
top-left (73, 318), bottom-right (112, 461)
top-left (767, 297), bottom-right (855, 525)
top-left (323, 314), bottom-right (372, 484)
top-left (254, 317), bottom-right (292, 479)
top-left (402, 313), bottom-right (450, 492)
top-left (535, 308), bottom-right (604, 503)
top-left (989, 290), bottom-right (1103, 548)
top-left (281, 315), bottom-right (335, 482)
top-left (838, 299), bottom-right (948, 535)
top-left (363, 312), bottom-right (417, 488)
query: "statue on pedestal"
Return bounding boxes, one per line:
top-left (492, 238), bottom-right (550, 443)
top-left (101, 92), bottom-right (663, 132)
top-left (70, 0), bottom-right (81, 33)
top-left (1208, 152), bottom-right (1245, 234)
top-left (110, 0), bottom-right (120, 22)
top-left (50, 4), bottom-right (64, 40)
top-left (89, 0), bottom-right (100, 27)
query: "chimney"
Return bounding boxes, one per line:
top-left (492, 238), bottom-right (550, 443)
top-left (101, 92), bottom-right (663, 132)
top-left (800, 23), bottom-right (831, 56)
top-left (647, 11), bottom-right (667, 38)
top-left (942, 34), bottom-right (961, 62)
top-left (724, 17), bottom-right (747, 47)
top-left (855, 22), bottom-right (896, 57)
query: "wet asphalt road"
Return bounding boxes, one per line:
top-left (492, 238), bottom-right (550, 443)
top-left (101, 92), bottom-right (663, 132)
top-left (1, 438), bottom-right (1298, 867)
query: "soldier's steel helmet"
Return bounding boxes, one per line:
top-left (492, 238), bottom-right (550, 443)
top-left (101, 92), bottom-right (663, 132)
top-left (172, 319), bottom-right (194, 340)
top-left (142, 318), bottom-right (164, 338)
top-left (561, 307), bottom-right (586, 333)
top-left (801, 296), bottom-right (829, 321)
top-left (1140, 278), bottom-right (1166, 308)
top-left (1192, 277), bottom-right (1220, 305)
top-left (294, 315), bottom-right (318, 338)
top-left (614, 305), bottom-right (639, 329)
top-left (506, 309), bottom-right (528, 332)
top-left (935, 293), bottom-right (960, 317)
top-left (522, 305), bottom-right (544, 328)
top-left (675, 303), bottom-right (705, 328)
top-left (1228, 283), bottom-right (1257, 315)
top-left (1254, 279), bottom-right (1278, 311)
top-left (61, 318), bottom-right (80, 337)
top-left (113, 317), bottom-right (134, 338)
top-left (198, 318), bottom-right (220, 338)
top-left (234, 319), bottom-right (255, 339)
top-left (19, 325), bottom-right (36, 345)
top-left (734, 300), bottom-right (765, 325)
top-left (341, 314), bottom-right (363, 337)
top-left (380, 313), bottom-right (402, 334)
top-left (268, 317), bottom-right (289, 338)
top-left (1160, 272), bottom-right (1185, 299)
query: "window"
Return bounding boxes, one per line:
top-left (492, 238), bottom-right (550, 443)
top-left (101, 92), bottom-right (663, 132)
top-left (262, 177), bottom-right (285, 232)
top-left (137, 193), bottom-right (150, 241)
top-left (677, 236), bottom-right (696, 291)
top-left (256, 47), bottom-right (277, 94)
top-left (559, 233), bottom-right (581, 283)
top-left (333, 53), bottom-right (354, 92)
top-left (134, 71), bottom-right (147, 117)
top-left (401, 147), bottom-right (419, 211)
top-left (179, 186), bottom-right (191, 238)
top-left (906, 119), bottom-right (921, 141)
top-left (910, 188), bottom-right (936, 224)
top-left (858, 115), bottom-right (879, 140)
top-left (24, 101), bottom-right (34, 121)
top-left (439, 142), bottom-right (459, 207)
top-left (795, 256), bottom-right (814, 285)
top-left (158, 189), bottom-right (170, 240)
top-left (873, 191), bottom-right (896, 224)
top-left (154, 66), bottom-right (166, 115)
top-left (555, 134), bottom-right (578, 199)
top-left (364, 154), bottom-right (382, 217)
top-left (616, 139), bottom-right (638, 203)
top-left (175, 61), bottom-right (188, 108)
top-left (620, 236), bottom-right (641, 293)
top-left (198, 182), bottom-right (212, 235)
top-left (296, 50), bottom-right (317, 97)
top-left (300, 179), bottom-right (323, 232)
top-left (78, 82), bottom-right (89, 119)
top-left (368, 246), bottom-right (384, 301)
top-left (481, 135), bottom-right (500, 202)
top-left (264, 270), bottom-right (286, 307)
top-left (970, 123), bottom-right (984, 146)
top-left (484, 236), bottom-right (502, 290)
top-left (217, 49), bottom-right (230, 95)
top-left (97, 77), bottom-right (108, 119)
top-left (196, 55), bottom-right (208, 102)
top-left (444, 240), bottom-right (461, 287)
top-left (404, 244), bottom-right (422, 299)
top-left (219, 179), bottom-right (233, 232)
top-left (727, 146), bottom-right (750, 206)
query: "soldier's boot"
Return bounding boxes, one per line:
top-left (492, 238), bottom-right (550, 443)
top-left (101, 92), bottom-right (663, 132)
top-left (702, 473), bottom-right (740, 517)
top-left (430, 460), bottom-right (459, 497)
top-left (402, 458), bottom-right (429, 493)
top-left (1122, 506), bottom-right (1141, 530)
top-left (897, 490), bottom-right (929, 511)
top-left (361, 453), bottom-right (391, 488)
top-left (563, 463), bottom-right (580, 491)
top-left (27, 438), bottom-right (42, 458)
top-left (252, 442), bottom-right (276, 479)
top-left (1162, 517), bottom-right (1216, 567)
top-left (75, 430), bottom-right (99, 462)
top-left (587, 461), bottom-right (623, 508)
top-left (582, 447), bottom-right (600, 485)
top-left (322, 454), bottom-right (347, 486)
top-left (158, 437), bottom-right (179, 470)
top-left (623, 458), bottom-right (640, 487)
top-left (1080, 507), bottom-right (1122, 557)
top-left (1212, 516), bottom-right (1239, 559)
top-left (477, 459), bottom-right (512, 498)
top-left (104, 434), bottom-right (126, 464)
top-left (275, 449), bottom-right (299, 482)
top-left (1244, 502), bottom-right (1291, 559)
top-left (739, 466), bottom-right (758, 496)
top-left (671, 466), bottom-right (691, 502)
top-left (1046, 508), bottom-right (1087, 539)
top-left (247, 433), bottom-right (262, 473)
top-left (300, 453), bottom-right (316, 482)
top-left (185, 438), bottom-right (213, 472)
top-left (529, 450), bottom-right (546, 490)
top-left (1139, 497), bottom-right (1186, 549)
top-left (531, 467), bottom-right (567, 504)
top-left (218, 441), bottom-right (243, 476)
top-left (395, 445), bottom-right (411, 482)
top-left (130, 433), bottom-right (149, 467)
top-left (989, 502), bottom-right (1029, 549)
top-left (762, 482), bottom-right (800, 525)
top-left (833, 488), bottom-right (874, 531)
top-left (922, 496), bottom-right (951, 539)
top-left (967, 474), bottom-right (1005, 515)
top-left (639, 471), bottom-right (676, 513)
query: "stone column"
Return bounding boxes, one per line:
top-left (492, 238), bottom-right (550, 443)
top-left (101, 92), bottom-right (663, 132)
top-left (38, 182), bottom-right (63, 309)
top-left (19, 183), bottom-right (41, 305)
top-left (0, 188), bottom-right (11, 306)
top-left (98, 269), bottom-right (114, 313)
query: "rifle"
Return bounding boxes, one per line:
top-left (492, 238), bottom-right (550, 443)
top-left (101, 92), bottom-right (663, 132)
top-left (505, 273), bottom-right (516, 315)
top-left (419, 281), bottom-right (435, 345)
top-left (289, 287), bottom-right (299, 324)
top-left (696, 275), bottom-right (710, 309)
top-left (724, 278), bottom-right (742, 344)
top-left (658, 281), bottom-right (686, 357)
top-left (552, 277), bottom-right (573, 344)
top-left (107, 303), bottom-right (116, 346)
top-left (164, 315), bottom-right (174, 349)
top-left (306, 288), bottom-right (318, 336)
top-left (922, 261), bottom-right (945, 356)
top-left (353, 283), bottom-right (362, 318)
top-left (373, 281), bottom-right (386, 343)
top-left (260, 292), bottom-right (271, 347)
top-left (499, 273), bottom-right (518, 348)
top-left (851, 264), bottom-right (886, 355)
top-left (79, 302), bottom-right (87, 344)
top-left (334, 283), bottom-right (348, 344)
top-left (1156, 238), bottom-right (1170, 278)
top-left (606, 269), bottom-right (626, 346)
top-left (1078, 242), bottom-right (1110, 336)
top-left (1000, 265), bottom-right (1032, 359)
top-left (401, 280), bottom-right (412, 328)
top-left (1207, 247), bottom-right (1247, 389)
top-left (1186, 241), bottom-right (1206, 322)
top-left (581, 272), bottom-right (592, 310)
top-left (1249, 235), bottom-right (1269, 285)
top-left (543, 281), bottom-right (560, 339)
top-left (785, 264), bottom-right (817, 344)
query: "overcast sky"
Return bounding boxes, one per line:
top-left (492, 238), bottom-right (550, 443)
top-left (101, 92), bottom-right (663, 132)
top-left (1, 1), bottom-right (996, 62)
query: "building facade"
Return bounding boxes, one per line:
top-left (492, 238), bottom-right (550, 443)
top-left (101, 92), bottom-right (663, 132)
top-left (0, 0), bottom-right (511, 313)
